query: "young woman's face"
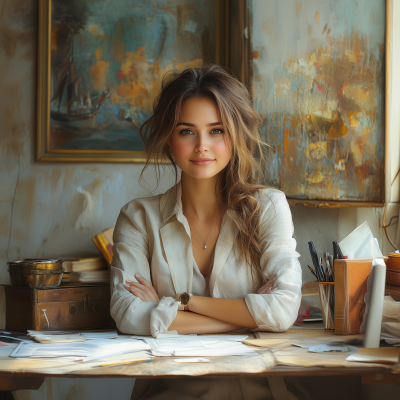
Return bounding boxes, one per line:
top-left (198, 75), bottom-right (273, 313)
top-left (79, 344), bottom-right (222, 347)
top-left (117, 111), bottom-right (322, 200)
top-left (169, 97), bottom-right (232, 180)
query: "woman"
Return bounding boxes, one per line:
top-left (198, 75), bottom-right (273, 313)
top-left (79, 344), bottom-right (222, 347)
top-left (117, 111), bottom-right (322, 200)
top-left (110, 64), bottom-right (303, 399)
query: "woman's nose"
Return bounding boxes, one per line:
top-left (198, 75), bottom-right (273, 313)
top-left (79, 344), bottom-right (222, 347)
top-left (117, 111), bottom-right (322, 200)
top-left (195, 134), bottom-right (209, 152)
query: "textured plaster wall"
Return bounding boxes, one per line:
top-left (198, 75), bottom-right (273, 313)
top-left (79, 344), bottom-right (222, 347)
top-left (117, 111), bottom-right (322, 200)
top-left (0, 2), bottom-right (174, 399)
top-left (0, 1), bottom-right (396, 399)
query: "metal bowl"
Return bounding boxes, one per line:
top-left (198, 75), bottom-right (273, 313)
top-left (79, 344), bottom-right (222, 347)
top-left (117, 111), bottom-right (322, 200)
top-left (7, 259), bottom-right (63, 270)
top-left (7, 264), bottom-right (64, 288)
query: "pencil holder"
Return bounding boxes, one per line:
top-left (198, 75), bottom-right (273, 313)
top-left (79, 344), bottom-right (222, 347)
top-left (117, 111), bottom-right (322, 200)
top-left (317, 282), bottom-right (335, 330)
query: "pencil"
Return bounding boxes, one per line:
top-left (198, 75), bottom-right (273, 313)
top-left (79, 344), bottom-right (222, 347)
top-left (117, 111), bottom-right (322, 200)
top-left (307, 265), bottom-right (318, 280)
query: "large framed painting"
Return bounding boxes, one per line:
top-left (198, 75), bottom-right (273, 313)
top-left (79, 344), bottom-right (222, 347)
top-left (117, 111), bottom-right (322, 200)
top-left (241, 0), bottom-right (390, 206)
top-left (37, 0), bottom-right (227, 162)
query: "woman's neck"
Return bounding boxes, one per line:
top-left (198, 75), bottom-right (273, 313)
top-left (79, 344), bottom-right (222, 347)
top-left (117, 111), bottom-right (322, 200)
top-left (180, 173), bottom-right (220, 220)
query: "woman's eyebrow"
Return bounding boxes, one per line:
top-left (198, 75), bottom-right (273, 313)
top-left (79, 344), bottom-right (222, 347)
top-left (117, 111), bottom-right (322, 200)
top-left (176, 122), bottom-right (223, 127)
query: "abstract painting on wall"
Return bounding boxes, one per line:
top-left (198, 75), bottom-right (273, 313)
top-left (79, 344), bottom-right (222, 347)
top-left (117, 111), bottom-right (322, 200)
top-left (37, 0), bottom-right (224, 162)
top-left (250, 0), bottom-right (387, 204)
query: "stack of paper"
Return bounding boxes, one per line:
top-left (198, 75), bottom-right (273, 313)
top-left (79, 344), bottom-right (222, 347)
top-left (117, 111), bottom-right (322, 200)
top-left (27, 330), bottom-right (118, 343)
top-left (11, 338), bottom-right (150, 362)
top-left (131, 335), bottom-right (256, 357)
top-left (381, 296), bottom-right (400, 345)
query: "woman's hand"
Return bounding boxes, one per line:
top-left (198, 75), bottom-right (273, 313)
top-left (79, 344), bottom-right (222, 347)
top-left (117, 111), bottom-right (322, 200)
top-left (256, 280), bottom-right (277, 294)
top-left (124, 274), bottom-right (160, 302)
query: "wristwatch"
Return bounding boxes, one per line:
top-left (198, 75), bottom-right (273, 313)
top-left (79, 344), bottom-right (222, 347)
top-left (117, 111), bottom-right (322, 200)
top-left (179, 292), bottom-right (192, 311)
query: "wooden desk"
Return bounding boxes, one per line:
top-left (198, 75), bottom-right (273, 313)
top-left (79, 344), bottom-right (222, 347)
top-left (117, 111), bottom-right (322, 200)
top-left (0, 325), bottom-right (399, 391)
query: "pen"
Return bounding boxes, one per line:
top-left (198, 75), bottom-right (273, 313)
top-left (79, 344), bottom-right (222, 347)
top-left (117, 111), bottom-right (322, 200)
top-left (325, 253), bottom-right (334, 282)
top-left (307, 265), bottom-right (318, 280)
top-left (328, 254), bottom-right (334, 280)
top-left (308, 242), bottom-right (321, 280)
top-left (333, 241), bottom-right (344, 259)
top-left (319, 257), bottom-right (327, 282)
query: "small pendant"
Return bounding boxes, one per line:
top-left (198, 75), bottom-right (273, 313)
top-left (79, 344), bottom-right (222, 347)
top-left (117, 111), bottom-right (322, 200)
top-left (204, 244), bottom-right (207, 249)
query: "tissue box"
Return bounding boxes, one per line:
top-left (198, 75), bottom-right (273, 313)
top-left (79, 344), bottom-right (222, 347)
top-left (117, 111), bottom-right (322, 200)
top-left (2, 283), bottom-right (115, 332)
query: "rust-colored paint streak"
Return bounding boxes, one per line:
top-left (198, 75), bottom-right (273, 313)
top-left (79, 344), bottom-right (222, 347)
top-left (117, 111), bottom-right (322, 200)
top-left (315, 11), bottom-right (320, 25)
top-left (354, 39), bottom-right (361, 64)
top-left (322, 23), bottom-right (328, 34)
top-left (18, 176), bottom-right (36, 229)
top-left (296, 3), bottom-right (301, 17)
top-left (90, 48), bottom-right (109, 90)
top-left (252, 51), bottom-right (259, 59)
top-left (113, 20), bottom-right (125, 62)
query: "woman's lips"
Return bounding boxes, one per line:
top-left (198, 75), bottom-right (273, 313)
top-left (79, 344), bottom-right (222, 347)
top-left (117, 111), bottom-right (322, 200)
top-left (190, 158), bottom-right (215, 166)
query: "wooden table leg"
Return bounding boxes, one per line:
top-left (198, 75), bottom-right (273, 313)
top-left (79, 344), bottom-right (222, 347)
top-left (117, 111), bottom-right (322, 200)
top-left (0, 377), bottom-right (44, 391)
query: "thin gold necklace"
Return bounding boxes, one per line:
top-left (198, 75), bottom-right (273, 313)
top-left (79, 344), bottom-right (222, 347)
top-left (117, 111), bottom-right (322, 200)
top-left (185, 209), bottom-right (219, 249)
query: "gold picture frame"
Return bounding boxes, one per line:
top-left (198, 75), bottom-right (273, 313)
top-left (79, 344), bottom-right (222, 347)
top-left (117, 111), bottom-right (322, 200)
top-left (37, 0), bottom-right (228, 163)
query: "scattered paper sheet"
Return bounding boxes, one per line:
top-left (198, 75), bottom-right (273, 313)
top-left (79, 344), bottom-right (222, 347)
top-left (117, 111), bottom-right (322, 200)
top-left (293, 342), bottom-right (348, 353)
top-left (174, 358), bottom-right (210, 363)
top-left (80, 330), bottom-right (118, 340)
top-left (242, 339), bottom-right (291, 349)
top-left (33, 334), bottom-right (86, 343)
top-left (28, 330), bottom-right (118, 340)
top-left (382, 296), bottom-right (400, 323)
top-left (10, 338), bottom-right (150, 362)
top-left (274, 346), bottom-right (393, 368)
top-left (346, 348), bottom-right (400, 364)
top-left (131, 335), bottom-right (256, 357)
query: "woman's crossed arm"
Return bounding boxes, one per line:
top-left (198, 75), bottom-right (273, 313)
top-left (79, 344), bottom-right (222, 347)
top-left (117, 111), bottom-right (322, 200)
top-left (124, 274), bottom-right (276, 334)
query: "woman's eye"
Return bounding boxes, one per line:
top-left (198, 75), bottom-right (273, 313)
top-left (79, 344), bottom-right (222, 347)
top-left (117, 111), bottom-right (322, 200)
top-left (179, 129), bottom-right (193, 135)
top-left (211, 129), bottom-right (224, 135)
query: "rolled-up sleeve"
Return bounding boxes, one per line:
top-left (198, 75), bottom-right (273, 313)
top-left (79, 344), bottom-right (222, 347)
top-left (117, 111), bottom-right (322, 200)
top-left (244, 190), bottom-right (302, 332)
top-left (110, 202), bottom-right (159, 335)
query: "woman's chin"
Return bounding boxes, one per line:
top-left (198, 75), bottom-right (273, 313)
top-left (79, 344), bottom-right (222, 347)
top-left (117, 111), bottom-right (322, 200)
top-left (182, 169), bottom-right (220, 181)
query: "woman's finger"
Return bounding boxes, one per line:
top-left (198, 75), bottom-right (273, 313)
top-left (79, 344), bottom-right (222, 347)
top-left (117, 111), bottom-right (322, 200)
top-left (126, 280), bottom-right (146, 291)
top-left (124, 284), bottom-right (145, 301)
top-left (135, 274), bottom-right (159, 298)
top-left (126, 280), bottom-right (158, 301)
top-left (125, 282), bottom-right (158, 302)
top-left (128, 285), bottom-right (153, 301)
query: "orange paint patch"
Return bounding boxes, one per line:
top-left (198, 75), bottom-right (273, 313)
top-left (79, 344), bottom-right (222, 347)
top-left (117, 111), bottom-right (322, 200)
top-left (315, 12), bottom-right (320, 25)
top-left (113, 21), bottom-right (124, 62)
top-left (252, 51), bottom-right (259, 59)
top-left (296, 2), bottom-right (301, 17)
top-left (354, 39), bottom-right (361, 64)
top-left (283, 128), bottom-right (289, 154)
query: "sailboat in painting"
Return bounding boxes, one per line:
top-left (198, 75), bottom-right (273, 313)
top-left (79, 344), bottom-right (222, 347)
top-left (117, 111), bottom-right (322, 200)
top-left (50, 43), bottom-right (110, 131)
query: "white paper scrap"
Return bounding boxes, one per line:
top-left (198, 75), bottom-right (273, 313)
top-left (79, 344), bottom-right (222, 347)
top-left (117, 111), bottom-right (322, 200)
top-left (10, 338), bottom-right (150, 362)
top-left (174, 358), bottom-right (210, 363)
top-left (293, 342), bottom-right (348, 353)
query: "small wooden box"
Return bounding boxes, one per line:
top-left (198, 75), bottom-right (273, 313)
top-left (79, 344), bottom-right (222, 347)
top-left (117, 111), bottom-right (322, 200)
top-left (3, 283), bottom-right (116, 332)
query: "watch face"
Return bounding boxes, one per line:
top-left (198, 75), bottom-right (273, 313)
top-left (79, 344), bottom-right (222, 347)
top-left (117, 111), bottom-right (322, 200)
top-left (180, 292), bottom-right (190, 305)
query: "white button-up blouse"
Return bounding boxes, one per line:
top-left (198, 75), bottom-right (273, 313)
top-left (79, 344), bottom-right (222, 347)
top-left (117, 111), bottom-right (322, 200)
top-left (110, 181), bottom-right (302, 336)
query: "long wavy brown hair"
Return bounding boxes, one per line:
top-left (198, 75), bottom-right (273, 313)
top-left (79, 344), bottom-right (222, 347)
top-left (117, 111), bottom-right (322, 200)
top-left (140, 64), bottom-right (271, 286)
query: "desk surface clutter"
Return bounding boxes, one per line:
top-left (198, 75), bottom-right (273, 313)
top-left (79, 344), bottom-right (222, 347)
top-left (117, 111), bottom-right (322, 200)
top-left (0, 324), bottom-right (399, 382)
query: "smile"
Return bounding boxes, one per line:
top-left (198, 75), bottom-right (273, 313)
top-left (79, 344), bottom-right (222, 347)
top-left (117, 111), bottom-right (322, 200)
top-left (189, 158), bottom-right (215, 166)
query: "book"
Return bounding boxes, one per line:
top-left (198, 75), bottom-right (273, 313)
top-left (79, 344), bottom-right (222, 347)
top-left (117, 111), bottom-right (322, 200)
top-left (334, 258), bottom-right (373, 335)
top-left (62, 270), bottom-right (110, 283)
top-left (62, 257), bottom-right (107, 273)
top-left (92, 228), bottom-right (114, 265)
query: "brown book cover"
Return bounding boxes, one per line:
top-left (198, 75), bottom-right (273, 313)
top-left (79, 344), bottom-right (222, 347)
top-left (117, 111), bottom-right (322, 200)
top-left (385, 284), bottom-right (400, 301)
top-left (92, 228), bottom-right (114, 265)
top-left (334, 259), bottom-right (373, 335)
